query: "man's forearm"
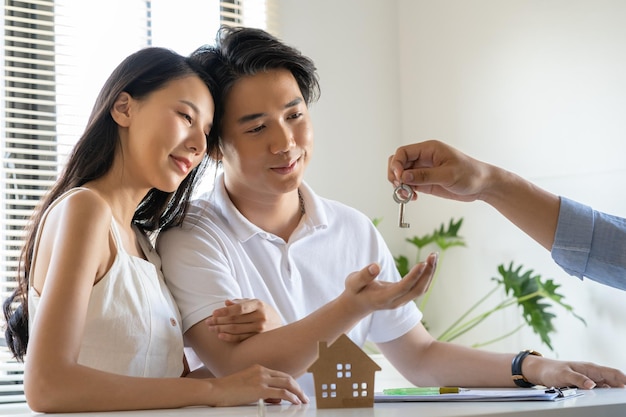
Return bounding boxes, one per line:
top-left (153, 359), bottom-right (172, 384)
top-left (189, 293), bottom-right (367, 377)
top-left (481, 165), bottom-right (560, 251)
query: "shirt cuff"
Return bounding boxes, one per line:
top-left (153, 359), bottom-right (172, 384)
top-left (551, 197), bottom-right (594, 279)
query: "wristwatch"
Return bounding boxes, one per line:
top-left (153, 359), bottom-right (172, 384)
top-left (511, 349), bottom-right (542, 388)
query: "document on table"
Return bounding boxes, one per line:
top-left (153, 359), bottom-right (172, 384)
top-left (374, 387), bottom-right (581, 402)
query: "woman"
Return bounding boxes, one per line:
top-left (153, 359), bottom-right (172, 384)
top-left (2, 46), bottom-right (306, 413)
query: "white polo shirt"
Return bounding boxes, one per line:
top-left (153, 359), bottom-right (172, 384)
top-left (158, 174), bottom-right (422, 378)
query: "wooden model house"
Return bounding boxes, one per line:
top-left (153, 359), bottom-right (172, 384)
top-left (307, 334), bottom-right (381, 408)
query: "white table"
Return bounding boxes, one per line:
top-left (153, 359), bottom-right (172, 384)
top-left (1, 388), bottom-right (625, 417)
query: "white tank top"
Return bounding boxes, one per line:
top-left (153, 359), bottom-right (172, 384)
top-left (28, 188), bottom-right (184, 377)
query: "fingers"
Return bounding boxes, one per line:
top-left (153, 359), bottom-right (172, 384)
top-left (261, 369), bottom-right (309, 405)
top-left (388, 252), bottom-right (438, 307)
top-left (388, 154), bottom-right (404, 186)
top-left (344, 263), bottom-right (380, 294)
top-left (207, 298), bottom-right (283, 340)
top-left (389, 140), bottom-right (470, 194)
top-left (568, 363), bottom-right (626, 389)
top-left (210, 299), bottom-right (266, 326)
top-left (388, 140), bottom-right (441, 184)
top-left (208, 309), bottom-right (264, 326)
top-left (343, 254), bottom-right (438, 314)
top-left (213, 298), bottom-right (259, 317)
top-left (388, 147), bottom-right (448, 203)
top-left (210, 365), bottom-right (308, 406)
top-left (602, 369), bottom-right (626, 387)
top-left (389, 148), bottom-right (427, 187)
top-left (207, 312), bottom-right (266, 338)
top-left (249, 366), bottom-right (309, 405)
top-left (531, 359), bottom-right (626, 390)
top-left (214, 330), bottom-right (257, 342)
top-left (561, 372), bottom-right (598, 390)
top-left (406, 253), bottom-right (438, 296)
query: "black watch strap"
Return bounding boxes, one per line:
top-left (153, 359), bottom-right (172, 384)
top-left (511, 349), bottom-right (542, 388)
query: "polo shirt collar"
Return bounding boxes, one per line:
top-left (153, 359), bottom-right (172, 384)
top-left (212, 173), bottom-right (328, 242)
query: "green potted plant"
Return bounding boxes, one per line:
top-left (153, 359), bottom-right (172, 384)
top-left (394, 218), bottom-right (585, 351)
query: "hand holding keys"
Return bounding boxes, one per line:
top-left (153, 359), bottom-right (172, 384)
top-left (393, 184), bottom-right (414, 228)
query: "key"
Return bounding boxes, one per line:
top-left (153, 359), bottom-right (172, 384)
top-left (393, 184), bottom-right (414, 228)
top-left (398, 201), bottom-right (409, 228)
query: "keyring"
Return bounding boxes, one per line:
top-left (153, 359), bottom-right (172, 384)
top-left (393, 184), bottom-right (414, 204)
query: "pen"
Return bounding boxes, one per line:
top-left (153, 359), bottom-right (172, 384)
top-left (382, 387), bottom-right (461, 395)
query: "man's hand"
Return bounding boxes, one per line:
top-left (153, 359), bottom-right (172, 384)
top-left (388, 139), bottom-right (492, 203)
top-left (342, 253), bottom-right (438, 316)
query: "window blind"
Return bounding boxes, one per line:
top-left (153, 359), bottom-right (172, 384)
top-left (221, 0), bottom-right (243, 26)
top-left (1, 0), bottom-right (265, 405)
top-left (1, 0), bottom-right (56, 404)
top-left (0, 0), bottom-right (151, 404)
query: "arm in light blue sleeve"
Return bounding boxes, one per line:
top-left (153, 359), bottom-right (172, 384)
top-left (551, 197), bottom-right (626, 291)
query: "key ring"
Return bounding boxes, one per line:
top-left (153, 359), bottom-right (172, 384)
top-left (393, 184), bottom-right (414, 204)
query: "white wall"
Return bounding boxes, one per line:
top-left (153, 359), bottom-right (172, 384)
top-left (274, 0), bottom-right (626, 379)
top-left (274, 0), bottom-right (404, 249)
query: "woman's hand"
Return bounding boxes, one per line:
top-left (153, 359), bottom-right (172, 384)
top-left (206, 299), bottom-right (283, 342)
top-left (205, 364), bottom-right (308, 406)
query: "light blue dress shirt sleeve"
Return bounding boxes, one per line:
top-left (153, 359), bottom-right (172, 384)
top-left (551, 197), bottom-right (626, 291)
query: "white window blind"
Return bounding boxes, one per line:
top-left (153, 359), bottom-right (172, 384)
top-left (1, 0), bottom-right (266, 405)
top-left (1, 0), bottom-right (56, 404)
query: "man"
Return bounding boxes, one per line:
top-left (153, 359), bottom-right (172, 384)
top-left (158, 27), bottom-right (626, 394)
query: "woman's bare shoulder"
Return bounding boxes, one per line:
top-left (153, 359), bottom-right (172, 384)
top-left (45, 188), bottom-right (113, 235)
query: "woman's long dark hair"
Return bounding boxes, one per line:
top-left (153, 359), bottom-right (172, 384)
top-left (2, 47), bottom-right (218, 361)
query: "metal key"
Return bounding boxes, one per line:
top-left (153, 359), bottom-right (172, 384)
top-left (393, 184), bottom-right (414, 228)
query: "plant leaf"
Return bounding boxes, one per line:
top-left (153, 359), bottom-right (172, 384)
top-left (395, 255), bottom-right (410, 277)
top-left (405, 218), bottom-right (466, 250)
top-left (434, 218), bottom-right (467, 250)
top-left (495, 262), bottom-right (585, 351)
top-left (406, 234), bottom-right (436, 249)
